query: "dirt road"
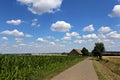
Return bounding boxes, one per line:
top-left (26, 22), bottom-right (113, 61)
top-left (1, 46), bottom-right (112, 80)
top-left (51, 58), bottom-right (98, 80)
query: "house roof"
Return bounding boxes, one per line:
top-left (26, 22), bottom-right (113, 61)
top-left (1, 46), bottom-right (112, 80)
top-left (72, 49), bottom-right (83, 54)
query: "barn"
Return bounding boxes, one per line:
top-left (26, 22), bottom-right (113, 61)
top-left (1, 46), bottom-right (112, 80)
top-left (69, 49), bottom-right (83, 56)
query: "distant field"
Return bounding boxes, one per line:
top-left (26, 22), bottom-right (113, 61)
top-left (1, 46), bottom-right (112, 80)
top-left (103, 56), bottom-right (120, 64)
top-left (0, 55), bottom-right (85, 80)
top-left (31, 53), bottom-right (66, 56)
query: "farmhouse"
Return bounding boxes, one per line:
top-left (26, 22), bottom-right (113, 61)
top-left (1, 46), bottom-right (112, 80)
top-left (69, 49), bottom-right (83, 56)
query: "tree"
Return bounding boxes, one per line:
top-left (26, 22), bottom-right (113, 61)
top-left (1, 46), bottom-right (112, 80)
top-left (81, 47), bottom-right (89, 56)
top-left (92, 43), bottom-right (105, 60)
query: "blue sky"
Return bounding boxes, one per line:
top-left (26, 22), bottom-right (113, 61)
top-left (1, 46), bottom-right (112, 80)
top-left (0, 0), bottom-right (120, 53)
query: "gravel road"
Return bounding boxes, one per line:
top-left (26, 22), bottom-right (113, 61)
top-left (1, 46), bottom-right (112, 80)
top-left (51, 58), bottom-right (98, 80)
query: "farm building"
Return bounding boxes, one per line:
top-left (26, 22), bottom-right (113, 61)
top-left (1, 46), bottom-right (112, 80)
top-left (69, 49), bottom-right (83, 56)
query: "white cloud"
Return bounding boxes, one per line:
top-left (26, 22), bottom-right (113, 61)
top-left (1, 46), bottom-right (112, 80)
top-left (108, 5), bottom-right (120, 17)
top-left (17, 0), bottom-right (63, 15)
top-left (51, 21), bottom-right (72, 32)
top-left (46, 36), bottom-right (55, 39)
top-left (15, 38), bottom-right (23, 42)
top-left (66, 33), bottom-right (71, 37)
top-left (70, 32), bottom-right (81, 38)
top-left (6, 19), bottom-right (22, 25)
top-left (107, 31), bottom-right (120, 39)
top-left (98, 26), bottom-right (111, 33)
top-left (83, 24), bottom-right (94, 32)
top-left (2, 37), bottom-right (8, 40)
top-left (49, 42), bottom-right (56, 46)
top-left (19, 43), bottom-right (26, 46)
top-left (83, 34), bottom-right (98, 39)
top-left (31, 19), bottom-right (37, 26)
top-left (25, 34), bottom-right (33, 37)
top-left (62, 36), bottom-right (71, 41)
top-left (97, 39), bottom-right (114, 44)
top-left (37, 38), bottom-right (46, 42)
top-left (55, 39), bottom-right (59, 42)
top-left (74, 40), bottom-right (83, 44)
top-left (31, 19), bottom-right (40, 27)
top-left (98, 34), bottom-right (106, 39)
top-left (62, 32), bottom-right (81, 41)
top-left (0, 29), bottom-right (24, 36)
top-left (37, 37), bottom-right (57, 46)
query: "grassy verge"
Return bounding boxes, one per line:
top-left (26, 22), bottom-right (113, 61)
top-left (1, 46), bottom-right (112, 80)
top-left (45, 56), bottom-right (86, 80)
top-left (93, 60), bottom-right (106, 80)
top-left (93, 58), bottom-right (120, 80)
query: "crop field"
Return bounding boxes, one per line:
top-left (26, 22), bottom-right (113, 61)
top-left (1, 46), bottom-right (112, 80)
top-left (0, 55), bottom-right (84, 80)
top-left (102, 56), bottom-right (120, 76)
top-left (103, 56), bottom-right (120, 64)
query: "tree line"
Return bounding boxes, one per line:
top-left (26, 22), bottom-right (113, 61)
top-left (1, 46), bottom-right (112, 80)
top-left (81, 42), bottom-right (105, 60)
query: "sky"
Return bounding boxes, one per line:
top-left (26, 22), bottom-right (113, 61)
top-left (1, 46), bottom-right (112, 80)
top-left (0, 0), bottom-right (120, 53)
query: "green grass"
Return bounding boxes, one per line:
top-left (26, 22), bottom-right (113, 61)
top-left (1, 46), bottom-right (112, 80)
top-left (0, 55), bottom-right (85, 80)
top-left (93, 60), bottom-right (106, 80)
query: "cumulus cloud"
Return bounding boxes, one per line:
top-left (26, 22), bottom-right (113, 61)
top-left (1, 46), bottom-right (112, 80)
top-left (6, 19), bottom-right (22, 25)
top-left (62, 32), bottom-right (81, 41)
top-left (37, 37), bottom-right (56, 46)
top-left (15, 38), bottom-right (23, 42)
top-left (19, 43), bottom-right (26, 46)
top-left (55, 39), bottom-right (59, 42)
top-left (31, 19), bottom-right (37, 26)
top-left (98, 26), bottom-right (111, 33)
top-left (62, 36), bottom-right (71, 41)
top-left (51, 21), bottom-right (72, 32)
top-left (70, 32), bottom-right (81, 38)
top-left (17, 0), bottom-right (63, 15)
top-left (108, 5), bottom-right (120, 17)
top-left (37, 38), bottom-right (46, 42)
top-left (31, 19), bottom-right (40, 27)
top-left (2, 37), bottom-right (8, 40)
top-left (83, 34), bottom-right (98, 39)
top-left (49, 42), bottom-right (56, 46)
top-left (83, 24), bottom-right (94, 32)
top-left (98, 34), bottom-right (106, 39)
top-left (107, 31), bottom-right (120, 39)
top-left (66, 32), bottom-right (80, 37)
top-left (74, 40), bottom-right (83, 44)
top-left (25, 34), bottom-right (33, 37)
top-left (0, 29), bottom-right (24, 36)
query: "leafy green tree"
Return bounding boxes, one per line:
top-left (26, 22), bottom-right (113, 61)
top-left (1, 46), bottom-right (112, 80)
top-left (81, 47), bottom-right (89, 56)
top-left (92, 43), bottom-right (105, 60)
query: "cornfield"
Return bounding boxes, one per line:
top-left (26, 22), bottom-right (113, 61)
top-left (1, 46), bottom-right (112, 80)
top-left (0, 55), bottom-right (84, 80)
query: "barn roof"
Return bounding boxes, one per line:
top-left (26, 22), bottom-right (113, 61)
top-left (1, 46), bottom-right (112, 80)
top-left (72, 49), bottom-right (83, 54)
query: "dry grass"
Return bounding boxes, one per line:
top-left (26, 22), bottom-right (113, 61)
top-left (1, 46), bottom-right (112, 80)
top-left (102, 56), bottom-right (120, 76)
top-left (93, 60), bottom-right (120, 80)
top-left (103, 56), bottom-right (120, 64)
top-left (93, 56), bottom-right (120, 80)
